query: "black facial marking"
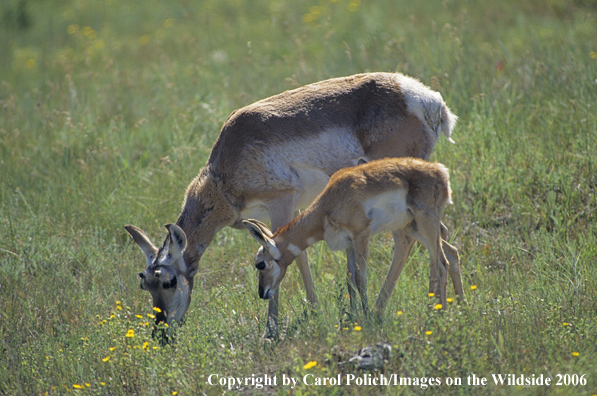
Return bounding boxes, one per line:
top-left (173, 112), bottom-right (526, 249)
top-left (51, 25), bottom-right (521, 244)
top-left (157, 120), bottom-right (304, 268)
top-left (162, 276), bottom-right (178, 289)
top-left (256, 261), bottom-right (266, 270)
top-left (138, 272), bottom-right (146, 279)
top-left (154, 309), bottom-right (167, 324)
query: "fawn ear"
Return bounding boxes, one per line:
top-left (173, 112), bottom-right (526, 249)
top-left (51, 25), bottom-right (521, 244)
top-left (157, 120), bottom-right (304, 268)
top-left (165, 224), bottom-right (187, 257)
top-left (242, 220), bottom-right (281, 260)
top-left (125, 225), bottom-right (158, 266)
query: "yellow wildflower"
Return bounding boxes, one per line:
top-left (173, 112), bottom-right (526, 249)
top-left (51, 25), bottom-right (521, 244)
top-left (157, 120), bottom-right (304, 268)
top-left (354, 325), bottom-right (362, 331)
top-left (82, 26), bottom-right (97, 39)
top-left (73, 384), bottom-right (83, 389)
top-left (470, 285), bottom-right (478, 290)
top-left (428, 292), bottom-right (435, 297)
top-left (102, 356), bottom-right (110, 362)
top-left (67, 24), bottom-right (79, 34)
top-left (572, 352), bottom-right (579, 357)
top-left (447, 298), bottom-right (454, 303)
top-left (425, 331), bottom-right (432, 335)
top-left (397, 310), bottom-right (403, 315)
top-left (153, 307), bottom-right (162, 313)
top-left (125, 329), bottom-right (135, 338)
top-left (434, 304), bottom-right (442, 310)
top-left (303, 361), bottom-right (317, 370)
top-left (348, 0), bottom-right (360, 12)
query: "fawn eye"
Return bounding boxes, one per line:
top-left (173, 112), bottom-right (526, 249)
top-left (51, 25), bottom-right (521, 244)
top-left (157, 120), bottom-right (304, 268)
top-left (256, 261), bottom-right (266, 270)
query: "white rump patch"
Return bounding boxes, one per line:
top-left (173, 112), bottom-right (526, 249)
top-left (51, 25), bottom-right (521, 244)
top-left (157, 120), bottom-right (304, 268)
top-left (395, 73), bottom-right (456, 144)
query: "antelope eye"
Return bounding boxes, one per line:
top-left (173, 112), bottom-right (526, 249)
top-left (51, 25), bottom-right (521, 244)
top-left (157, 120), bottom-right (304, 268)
top-left (255, 261), bottom-right (266, 270)
top-left (162, 276), bottom-right (177, 289)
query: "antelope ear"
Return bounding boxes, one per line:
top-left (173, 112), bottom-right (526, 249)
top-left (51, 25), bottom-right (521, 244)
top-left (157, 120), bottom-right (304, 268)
top-left (251, 219), bottom-right (275, 238)
top-left (165, 224), bottom-right (187, 256)
top-left (125, 225), bottom-right (158, 266)
top-left (242, 220), bottom-right (281, 260)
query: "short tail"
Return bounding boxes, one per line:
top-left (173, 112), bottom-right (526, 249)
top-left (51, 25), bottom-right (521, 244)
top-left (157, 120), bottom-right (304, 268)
top-left (439, 103), bottom-right (458, 144)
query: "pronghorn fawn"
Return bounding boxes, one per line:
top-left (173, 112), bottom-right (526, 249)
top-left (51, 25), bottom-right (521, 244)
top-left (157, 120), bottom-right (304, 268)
top-left (125, 72), bottom-right (457, 336)
top-left (244, 157), bottom-right (464, 320)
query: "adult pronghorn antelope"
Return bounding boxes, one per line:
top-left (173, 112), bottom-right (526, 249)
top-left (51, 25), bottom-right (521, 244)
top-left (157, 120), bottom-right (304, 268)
top-left (125, 72), bottom-right (457, 335)
top-left (243, 157), bottom-right (464, 317)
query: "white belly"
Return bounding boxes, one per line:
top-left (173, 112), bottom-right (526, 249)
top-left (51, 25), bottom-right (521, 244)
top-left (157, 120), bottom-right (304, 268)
top-left (239, 202), bottom-right (270, 223)
top-left (364, 190), bottom-right (413, 235)
top-left (293, 166), bottom-right (330, 210)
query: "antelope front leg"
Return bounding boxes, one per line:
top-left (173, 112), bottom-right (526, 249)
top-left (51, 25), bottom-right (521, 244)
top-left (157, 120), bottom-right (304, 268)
top-left (428, 223), bottom-right (450, 297)
top-left (432, 240), bottom-right (449, 308)
top-left (373, 230), bottom-right (415, 321)
top-left (438, 223), bottom-right (465, 302)
top-left (295, 249), bottom-right (318, 306)
top-left (442, 240), bottom-right (465, 302)
top-left (266, 293), bottom-right (279, 338)
top-left (353, 233), bottom-right (370, 319)
top-left (346, 244), bottom-right (358, 315)
top-left (293, 210), bottom-right (319, 307)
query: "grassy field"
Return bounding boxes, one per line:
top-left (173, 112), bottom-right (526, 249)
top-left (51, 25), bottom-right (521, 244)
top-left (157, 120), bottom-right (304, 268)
top-left (1, 0), bottom-right (596, 394)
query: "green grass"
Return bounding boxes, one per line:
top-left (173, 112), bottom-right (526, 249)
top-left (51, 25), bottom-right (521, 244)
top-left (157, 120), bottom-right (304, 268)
top-left (1, 0), bottom-right (597, 394)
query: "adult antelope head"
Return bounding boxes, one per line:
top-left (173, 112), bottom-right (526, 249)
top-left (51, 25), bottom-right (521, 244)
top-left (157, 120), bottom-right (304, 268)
top-left (125, 224), bottom-right (194, 326)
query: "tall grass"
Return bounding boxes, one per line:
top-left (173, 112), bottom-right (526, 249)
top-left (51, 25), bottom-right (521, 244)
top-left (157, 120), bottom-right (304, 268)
top-left (1, 0), bottom-right (596, 394)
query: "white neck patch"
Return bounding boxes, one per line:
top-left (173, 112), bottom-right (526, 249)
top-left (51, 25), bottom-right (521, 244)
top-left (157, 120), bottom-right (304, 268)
top-left (287, 243), bottom-right (303, 257)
